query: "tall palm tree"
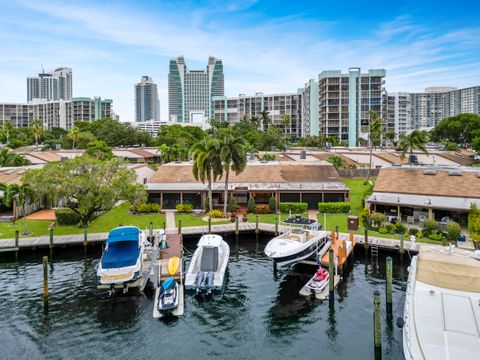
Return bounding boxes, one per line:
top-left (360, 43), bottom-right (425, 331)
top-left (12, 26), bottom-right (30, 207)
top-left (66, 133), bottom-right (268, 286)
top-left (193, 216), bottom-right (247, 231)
top-left (0, 149), bottom-right (29, 167)
top-left (7, 183), bottom-right (34, 235)
top-left (31, 120), bottom-right (44, 148)
top-left (218, 129), bottom-right (247, 216)
top-left (281, 115), bottom-right (291, 139)
top-left (191, 138), bottom-right (222, 212)
top-left (398, 130), bottom-right (429, 164)
top-left (68, 126), bottom-right (80, 149)
top-left (259, 110), bottom-right (270, 131)
top-left (365, 110), bottom-right (383, 184)
top-left (2, 121), bottom-right (14, 145)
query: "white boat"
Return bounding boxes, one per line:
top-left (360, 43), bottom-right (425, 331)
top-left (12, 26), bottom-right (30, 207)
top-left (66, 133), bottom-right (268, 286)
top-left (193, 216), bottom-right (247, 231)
top-left (264, 216), bottom-right (330, 267)
top-left (185, 234), bottom-right (230, 294)
top-left (96, 226), bottom-right (147, 292)
top-left (403, 252), bottom-right (480, 360)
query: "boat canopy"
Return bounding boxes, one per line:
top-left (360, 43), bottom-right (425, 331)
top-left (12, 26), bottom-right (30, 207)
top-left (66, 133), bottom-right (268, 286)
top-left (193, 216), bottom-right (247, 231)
top-left (106, 226), bottom-right (141, 244)
top-left (416, 253), bottom-right (480, 293)
top-left (283, 216), bottom-right (317, 226)
top-left (198, 234), bottom-right (222, 247)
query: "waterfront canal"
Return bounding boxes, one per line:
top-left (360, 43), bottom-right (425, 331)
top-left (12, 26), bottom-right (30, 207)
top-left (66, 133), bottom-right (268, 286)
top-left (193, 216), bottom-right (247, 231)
top-left (0, 235), bottom-right (408, 359)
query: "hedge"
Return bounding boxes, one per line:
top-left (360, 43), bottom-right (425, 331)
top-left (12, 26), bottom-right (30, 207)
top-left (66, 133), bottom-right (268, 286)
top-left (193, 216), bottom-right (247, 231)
top-left (279, 202), bottom-right (308, 214)
top-left (55, 208), bottom-right (81, 225)
top-left (136, 203), bottom-right (161, 213)
top-left (317, 202), bottom-right (351, 213)
top-left (176, 203), bottom-right (193, 213)
top-left (254, 205), bottom-right (270, 214)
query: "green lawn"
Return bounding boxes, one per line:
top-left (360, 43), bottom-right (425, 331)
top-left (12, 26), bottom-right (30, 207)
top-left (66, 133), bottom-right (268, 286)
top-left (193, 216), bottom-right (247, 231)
top-left (175, 213), bottom-right (229, 227)
top-left (247, 213), bottom-right (289, 224)
top-left (0, 203), bottom-right (166, 240)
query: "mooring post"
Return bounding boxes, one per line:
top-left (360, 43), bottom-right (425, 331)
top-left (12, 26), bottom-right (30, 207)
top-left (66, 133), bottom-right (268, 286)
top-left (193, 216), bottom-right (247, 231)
top-left (374, 290), bottom-right (382, 359)
top-left (208, 217), bottom-right (211, 234)
top-left (335, 225), bottom-right (339, 240)
top-left (15, 230), bottom-right (19, 260)
top-left (235, 216), bottom-right (239, 240)
top-left (399, 233), bottom-right (405, 255)
top-left (43, 256), bottom-right (49, 303)
top-left (149, 221), bottom-right (153, 238)
top-left (163, 221), bottom-right (166, 233)
top-left (386, 256), bottom-right (393, 315)
top-left (83, 225), bottom-right (88, 254)
top-left (328, 249), bottom-right (334, 295)
top-left (275, 217), bottom-right (279, 236)
top-left (178, 219), bottom-right (182, 235)
top-left (49, 227), bottom-right (54, 250)
top-left (442, 235), bottom-right (446, 247)
top-left (364, 228), bottom-right (369, 250)
top-left (255, 215), bottom-right (259, 235)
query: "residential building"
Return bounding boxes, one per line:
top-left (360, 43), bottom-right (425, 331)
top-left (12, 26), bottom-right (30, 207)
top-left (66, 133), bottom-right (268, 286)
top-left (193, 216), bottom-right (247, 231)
top-left (135, 76), bottom-right (160, 122)
top-left (168, 56), bottom-right (224, 122)
top-left (0, 97), bottom-right (112, 130)
top-left (212, 91), bottom-right (303, 137)
top-left (318, 68), bottom-right (386, 147)
top-left (410, 86), bottom-right (480, 129)
top-left (146, 160), bottom-right (349, 210)
top-left (383, 92), bottom-right (411, 136)
top-left (135, 119), bottom-right (168, 136)
top-left (27, 67), bottom-right (72, 102)
top-left (301, 79), bottom-right (319, 137)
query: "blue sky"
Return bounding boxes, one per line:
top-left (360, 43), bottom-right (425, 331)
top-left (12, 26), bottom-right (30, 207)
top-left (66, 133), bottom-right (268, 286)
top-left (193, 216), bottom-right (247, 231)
top-left (1, 0), bottom-right (480, 122)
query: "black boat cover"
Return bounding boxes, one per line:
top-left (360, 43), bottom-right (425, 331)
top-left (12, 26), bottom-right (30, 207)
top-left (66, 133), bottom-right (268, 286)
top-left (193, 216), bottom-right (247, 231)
top-left (200, 247), bottom-right (219, 272)
top-left (283, 216), bottom-right (316, 225)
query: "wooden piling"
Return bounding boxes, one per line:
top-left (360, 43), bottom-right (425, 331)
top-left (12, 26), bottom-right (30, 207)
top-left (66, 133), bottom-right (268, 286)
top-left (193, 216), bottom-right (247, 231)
top-left (15, 230), bottom-right (19, 260)
top-left (49, 228), bottom-right (54, 250)
top-left (328, 249), bottom-right (334, 294)
top-left (335, 225), bottom-right (339, 240)
top-left (235, 216), bottom-right (239, 240)
top-left (163, 221), bottom-right (166, 233)
top-left (83, 225), bottom-right (88, 247)
top-left (386, 256), bottom-right (393, 308)
top-left (399, 233), bottom-right (404, 255)
top-left (374, 290), bottom-right (382, 358)
top-left (149, 221), bottom-right (153, 237)
top-left (208, 217), bottom-right (211, 234)
top-left (255, 215), bottom-right (259, 234)
top-left (43, 256), bottom-right (48, 302)
top-left (178, 220), bottom-right (182, 235)
top-left (364, 228), bottom-right (369, 250)
top-left (275, 217), bottom-right (279, 236)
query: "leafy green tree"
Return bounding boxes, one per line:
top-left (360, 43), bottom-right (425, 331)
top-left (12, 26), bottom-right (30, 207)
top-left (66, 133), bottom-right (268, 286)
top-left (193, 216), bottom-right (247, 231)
top-left (30, 120), bottom-right (44, 148)
top-left (68, 126), bottom-right (80, 149)
top-left (88, 118), bottom-right (153, 146)
top-left (85, 140), bottom-right (113, 160)
top-left (218, 128), bottom-right (247, 216)
top-left (23, 157), bottom-right (147, 226)
top-left (468, 204), bottom-right (480, 241)
top-left (0, 121), bottom-right (14, 144)
top-left (259, 110), bottom-right (270, 131)
top-left (191, 138), bottom-right (223, 212)
top-left (281, 114), bottom-right (291, 138)
top-left (365, 110), bottom-right (383, 184)
top-left (6, 183), bottom-right (34, 234)
top-left (258, 126), bottom-right (286, 151)
top-left (247, 196), bottom-right (256, 213)
top-left (227, 197), bottom-right (239, 213)
top-left (159, 143), bottom-right (188, 163)
top-left (398, 130), bottom-right (429, 163)
top-left (269, 196), bottom-right (276, 213)
top-left (0, 149), bottom-right (30, 167)
top-left (431, 114), bottom-right (480, 147)
top-left (157, 125), bottom-right (204, 148)
top-left (423, 218), bottom-right (438, 234)
top-left (64, 131), bottom-right (97, 149)
top-left (446, 221), bottom-right (461, 242)
top-left (326, 155), bottom-right (347, 169)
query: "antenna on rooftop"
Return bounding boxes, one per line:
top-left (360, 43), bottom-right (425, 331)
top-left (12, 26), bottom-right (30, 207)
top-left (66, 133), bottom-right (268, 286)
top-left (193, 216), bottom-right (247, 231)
top-left (41, 64), bottom-right (44, 73)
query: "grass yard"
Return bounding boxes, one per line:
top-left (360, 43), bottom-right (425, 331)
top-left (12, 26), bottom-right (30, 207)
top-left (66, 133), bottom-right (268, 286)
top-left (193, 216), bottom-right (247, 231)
top-left (247, 214), bottom-right (289, 224)
top-left (175, 213), bottom-right (229, 227)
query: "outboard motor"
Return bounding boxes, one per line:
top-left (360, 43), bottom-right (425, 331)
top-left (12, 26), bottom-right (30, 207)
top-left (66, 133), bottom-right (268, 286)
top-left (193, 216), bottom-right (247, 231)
top-left (195, 272), bottom-right (205, 292)
top-left (205, 272), bottom-right (214, 294)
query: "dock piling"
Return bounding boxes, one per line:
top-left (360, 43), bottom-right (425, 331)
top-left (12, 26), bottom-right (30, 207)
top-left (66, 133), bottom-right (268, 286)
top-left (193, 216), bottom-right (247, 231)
top-left (15, 230), bottom-right (19, 260)
top-left (163, 221), bottom-right (166, 233)
top-left (335, 225), bottom-right (339, 240)
top-left (208, 218), bottom-right (211, 234)
top-left (149, 221), bottom-right (153, 238)
top-left (275, 217), bottom-right (279, 236)
top-left (328, 249), bottom-right (334, 295)
top-left (255, 215), bottom-right (259, 239)
top-left (399, 233), bottom-right (404, 255)
top-left (374, 290), bottom-right (382, 359)
top-left (386, 256), bottom-right (393, 314)
top-left (235, 216), bottom-right (239, 240)
top-left (43, 256), bottom-right (48, 303)
top-left (49, 228), bottom-right (54, 249)
top-left (178, 220), bottom-right (182, 235)
top-left (364, 228), bottom-right (369, 250)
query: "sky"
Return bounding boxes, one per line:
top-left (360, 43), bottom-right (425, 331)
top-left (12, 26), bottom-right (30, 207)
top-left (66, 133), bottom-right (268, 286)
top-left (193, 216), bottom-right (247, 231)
top-left (1, 0), bottom-right (480, 122)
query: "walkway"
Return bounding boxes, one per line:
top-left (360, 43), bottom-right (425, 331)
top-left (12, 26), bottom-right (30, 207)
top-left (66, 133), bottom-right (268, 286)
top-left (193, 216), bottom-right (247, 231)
top-left (26, 209), bottom-right (56, 221)
top-left (165, 211), bottom-right (176, 231)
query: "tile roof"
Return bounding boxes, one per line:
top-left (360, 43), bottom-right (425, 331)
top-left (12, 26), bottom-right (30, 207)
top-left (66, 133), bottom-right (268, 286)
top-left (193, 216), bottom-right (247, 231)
top-left (373, 166), bottom-right (480, 199)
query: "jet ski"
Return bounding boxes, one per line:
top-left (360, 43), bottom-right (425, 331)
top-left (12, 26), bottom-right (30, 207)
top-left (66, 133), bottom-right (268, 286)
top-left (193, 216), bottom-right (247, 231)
top-left (157, 278), bottom-right (179, 313)
top-left (305, 268), bottom-right (329, 294)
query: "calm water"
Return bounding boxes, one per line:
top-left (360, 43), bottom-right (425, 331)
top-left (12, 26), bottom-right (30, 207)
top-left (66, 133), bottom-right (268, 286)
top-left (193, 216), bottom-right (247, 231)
top-left (0, 235), bottom-right (408, 360)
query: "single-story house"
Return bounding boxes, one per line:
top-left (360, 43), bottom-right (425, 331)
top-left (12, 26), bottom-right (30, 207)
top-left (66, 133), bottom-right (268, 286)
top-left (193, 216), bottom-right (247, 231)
top-left (146, 160), bottom-right (349, 210)
top-left (367, 165), bottom-right (480, 226)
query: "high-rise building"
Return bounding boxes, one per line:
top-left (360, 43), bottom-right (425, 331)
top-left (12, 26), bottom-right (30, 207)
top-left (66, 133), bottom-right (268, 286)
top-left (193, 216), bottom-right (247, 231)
top-left (317, 68), bottom-right (386, 147)
top-left (410, 86), bottom-right (480, 129)
top-left (383, 92), bottom-right (411, 137)
top-left (0, 97), bottom-right (112, 130)
top-left (168, 56), bottom-right (224, 122)
top-left (212, 92), bottom-right (303, 137)
top-left (135, 76), bottom-right (159, 122)
top-left (27, 67), bottom-right (72, 102)
top-left (300, 79), bottom-right (319, 137)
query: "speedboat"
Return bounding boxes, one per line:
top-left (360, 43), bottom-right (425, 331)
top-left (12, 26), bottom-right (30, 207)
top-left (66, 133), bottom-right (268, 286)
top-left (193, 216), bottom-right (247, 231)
top-left (97, 226), bottom-right (146, 292)
top-left (402, 252), bottom-right (480, 359)
top-left (185, 234), bottom-right (230, 294)
top-left (264, 216), bottom-right (330, 267)
top-left (305, 268), bottom-right (330, 294)
top-left (157, 278), bottom-right (179, 313)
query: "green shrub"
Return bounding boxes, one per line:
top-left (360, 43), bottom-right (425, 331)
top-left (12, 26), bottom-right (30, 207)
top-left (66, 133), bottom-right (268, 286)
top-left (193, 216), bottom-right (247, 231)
top-left (227, 197), bottom-right (239, 213)
top-left (280, 202), bottom-right (308, 214)
top-left (263, 153), bottom-right (276, 161)
top-left (208, 210), bottom-right (223, 218)
top-left (408, 228), bottom-right (419, 236)
top-left (361, 186), bottom-right (374, 210)
top-left (428, 232), bottom-right (443, 241)
top-left (176, 203), bottom-right (193, 213)
top-left (378, 227), bottom-right (389, 234)
top-left (361, 208), bottom-right (371, 228)
top-left (395, 223), bottom-right (407, 234)
top-left (135, 203), bottom-right (161, 213)
top-left (247, 197), bottom-right (256, 213)
top-left (317, 202), bottom-right (351, 214)
top-left (269, 196), bottom-right (276, 213)
top-left (254, 205), bottom-right (270, 214)
top-left (55, 208), bottom-right (81, 225)
top-left (204, 197), bottom-right (210, 212)
top-left (446, 221), bottom-right (461, 241)
top-left (371, 212), bottom-right (385, 227)
top-left (423, 218), bottom-right (438, 234)
top-left (415, 231), bottom-right (423, 238)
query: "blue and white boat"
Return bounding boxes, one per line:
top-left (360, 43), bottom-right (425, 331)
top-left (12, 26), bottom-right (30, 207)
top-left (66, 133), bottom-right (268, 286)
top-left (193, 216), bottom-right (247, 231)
top-left (97, 226), bottom-right (147, 292)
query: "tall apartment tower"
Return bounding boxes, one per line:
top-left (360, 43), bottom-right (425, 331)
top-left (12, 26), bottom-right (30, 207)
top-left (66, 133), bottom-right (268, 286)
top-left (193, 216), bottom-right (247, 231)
top-left (383, 92), bottom-right (411, 137)
top-left (410, 86), bottom-right (480, 129)
top-left (168, 56), bottom-right (224, 122)
top-left (27, 67), bottom-right (72, 102)
top-left (318, 68), bottom-right (386, 147)
top-left (135, 76), bottom-right (160, 122)
top-left (300, 79), bottom-right (319, 137)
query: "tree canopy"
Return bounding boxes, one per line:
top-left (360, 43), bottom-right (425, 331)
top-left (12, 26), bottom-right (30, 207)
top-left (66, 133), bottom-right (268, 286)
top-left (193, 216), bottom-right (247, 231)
top-left (430, 114), bottom-right (480, 148)
top-left (0, 149), bottom-right (30, 167)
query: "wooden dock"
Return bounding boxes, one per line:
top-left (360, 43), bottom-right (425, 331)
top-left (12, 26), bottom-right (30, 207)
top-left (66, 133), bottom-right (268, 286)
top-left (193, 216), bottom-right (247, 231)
top-left (321, 239), bottom-right (354, 267)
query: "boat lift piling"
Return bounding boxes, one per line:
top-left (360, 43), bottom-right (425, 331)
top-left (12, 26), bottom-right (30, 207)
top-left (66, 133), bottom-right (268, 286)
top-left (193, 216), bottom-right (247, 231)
top-left (255, 215), bottom-right (259, 240)
top-left (235, 216), bottom-right (239, 241)
top-left (43, 256), bottom-right (48, 303)
top-left (364, 228), bottom-right (369, 250)
top-left (399, 234), bottom-right (404, 255)
top-left (373, 290), bottom-right (382, 359)
top-left (15, 230), bottom-right (19, 261)
top-left (386, 256), bottom-right (393, 317)
top-left (328, 249), bottom-right (334, 295)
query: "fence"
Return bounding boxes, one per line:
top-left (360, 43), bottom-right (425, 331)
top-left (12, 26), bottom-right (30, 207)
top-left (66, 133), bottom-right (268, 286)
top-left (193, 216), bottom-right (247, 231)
top-left (337, 168), bottom-right (379, 178)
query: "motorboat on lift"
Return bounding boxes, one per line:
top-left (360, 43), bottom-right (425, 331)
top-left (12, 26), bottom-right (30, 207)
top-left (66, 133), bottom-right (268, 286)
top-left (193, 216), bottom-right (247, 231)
top-left (97, 226), bottom-right (147, 293)
top-left (402, 252), bottom-right (480, 359)
top-left (264, 216), bottom-right (330, 267)
top-left (185, 234), bottom-right (230, 294)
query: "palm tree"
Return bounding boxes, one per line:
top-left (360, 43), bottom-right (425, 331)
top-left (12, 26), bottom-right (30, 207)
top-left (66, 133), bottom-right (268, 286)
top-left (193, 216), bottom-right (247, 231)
top-left (7, 183), bottom-right (34, 235)
top-left (259, 110), bottom-right (270, 131)
top-left (0, 148), bottom-right (29, 167)
top-left (218, 129), bottom-right (247, 216)
top-left (365, 110), bottom-right (383, 184)
top-left (2, 121), bottom-right (14, 145)
top-left (281, 115), bottom-right (291, 139)
top-left (398, 130), bottom-right (429, 164)
top-left (31, 120), bottom-right (44, 148)
top-left (68, 126), bottom-right (80, 149)
top-left (191, 138), bottom-right (222, 212)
